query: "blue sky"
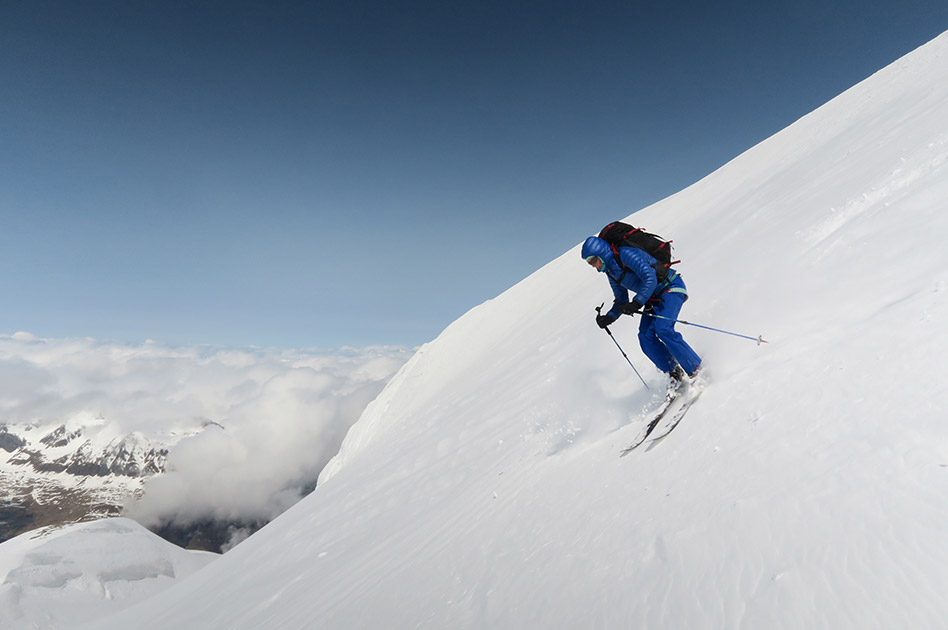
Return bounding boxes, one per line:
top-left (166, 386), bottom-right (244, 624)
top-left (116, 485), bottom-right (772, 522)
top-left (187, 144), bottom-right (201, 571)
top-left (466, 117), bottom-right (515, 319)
top-left (2, 1), bottom-right (946, 348)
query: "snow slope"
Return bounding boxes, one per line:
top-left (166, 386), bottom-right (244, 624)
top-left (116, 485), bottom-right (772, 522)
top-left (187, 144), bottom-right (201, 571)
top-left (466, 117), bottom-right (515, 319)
top-left (90, 31), bottom-right (948, 629)
top-left (0, 518), bottom-right (215, 629)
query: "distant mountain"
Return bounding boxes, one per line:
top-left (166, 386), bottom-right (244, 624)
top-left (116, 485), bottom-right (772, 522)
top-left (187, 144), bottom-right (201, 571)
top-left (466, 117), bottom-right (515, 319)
top-left (1, 421), bottom-right (173, 542)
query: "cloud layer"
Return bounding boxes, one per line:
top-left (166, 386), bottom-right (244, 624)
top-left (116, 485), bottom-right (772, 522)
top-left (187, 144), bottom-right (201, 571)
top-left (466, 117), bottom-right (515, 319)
top-left (1, 332), bottom-right (412, 526)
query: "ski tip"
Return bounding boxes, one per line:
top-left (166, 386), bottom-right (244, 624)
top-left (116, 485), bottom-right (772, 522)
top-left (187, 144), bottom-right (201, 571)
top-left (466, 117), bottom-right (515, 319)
top-left (619, 435), bottom-right (645, 456)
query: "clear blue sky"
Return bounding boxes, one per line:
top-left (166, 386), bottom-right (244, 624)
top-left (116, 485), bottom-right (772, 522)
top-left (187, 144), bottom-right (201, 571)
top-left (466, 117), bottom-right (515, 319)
top-left (3, 1), bottom-right (946, 348)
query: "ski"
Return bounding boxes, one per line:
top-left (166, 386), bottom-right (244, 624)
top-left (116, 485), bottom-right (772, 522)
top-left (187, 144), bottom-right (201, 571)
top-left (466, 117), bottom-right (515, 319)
top-left (619, 388), bottom-right (684, 456)
top-left (642, 390), bottom-right (703, 448)
top-left (620, 385), bottom-right (703, 456)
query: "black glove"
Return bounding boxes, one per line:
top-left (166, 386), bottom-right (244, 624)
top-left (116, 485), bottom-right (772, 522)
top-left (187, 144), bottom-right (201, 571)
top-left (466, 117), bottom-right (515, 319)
top-left (596, 314), bottom-right (615, 329)
top-left (618, 300), bottom-right (644, 316)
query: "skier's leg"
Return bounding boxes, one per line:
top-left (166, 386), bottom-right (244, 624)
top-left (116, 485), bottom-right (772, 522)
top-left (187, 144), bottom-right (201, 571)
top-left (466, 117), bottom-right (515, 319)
top-left (638, 310), bottom-right (677, 373)
top-left (651, 292), bottom-right (702, 375)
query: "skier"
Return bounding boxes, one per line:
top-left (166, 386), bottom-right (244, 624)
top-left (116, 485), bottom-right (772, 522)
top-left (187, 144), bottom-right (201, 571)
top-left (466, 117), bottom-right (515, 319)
top-left (582, 232), bottom-right (702, 387)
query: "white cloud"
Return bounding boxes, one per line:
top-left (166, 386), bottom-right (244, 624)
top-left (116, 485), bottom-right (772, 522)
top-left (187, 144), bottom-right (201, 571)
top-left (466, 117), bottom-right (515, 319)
top-left (0, 333), bottom-right (413, 526)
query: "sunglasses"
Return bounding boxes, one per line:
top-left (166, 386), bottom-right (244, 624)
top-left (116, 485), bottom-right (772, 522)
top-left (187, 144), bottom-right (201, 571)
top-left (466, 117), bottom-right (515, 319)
top-left (585, 255), bottom-right (604, 270)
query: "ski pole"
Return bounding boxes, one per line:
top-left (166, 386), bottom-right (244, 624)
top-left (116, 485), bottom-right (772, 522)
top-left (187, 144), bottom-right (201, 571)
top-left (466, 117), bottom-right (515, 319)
top-left (595, 304), bottom-right (650, 390)
top-left (644, 312), bottom-right (768, 345)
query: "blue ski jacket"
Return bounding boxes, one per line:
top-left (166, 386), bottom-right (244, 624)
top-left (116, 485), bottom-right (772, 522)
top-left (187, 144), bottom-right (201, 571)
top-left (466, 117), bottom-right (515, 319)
top-left (581, 236), bottom-right (685, 320)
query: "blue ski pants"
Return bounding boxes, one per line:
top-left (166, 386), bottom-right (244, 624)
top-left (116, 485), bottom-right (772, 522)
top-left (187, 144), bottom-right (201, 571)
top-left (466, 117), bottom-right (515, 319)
top-left (637, 278), bottom-right (702, 375)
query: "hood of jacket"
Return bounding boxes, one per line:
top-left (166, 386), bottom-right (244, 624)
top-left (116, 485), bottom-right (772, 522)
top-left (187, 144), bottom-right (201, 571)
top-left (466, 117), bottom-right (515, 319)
top-left (581, 236), bottom-right (624, 277)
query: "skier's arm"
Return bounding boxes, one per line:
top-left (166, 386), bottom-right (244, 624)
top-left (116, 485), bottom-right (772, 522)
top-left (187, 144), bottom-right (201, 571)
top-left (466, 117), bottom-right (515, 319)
top-left (605, 276), bottom-right (628, 320)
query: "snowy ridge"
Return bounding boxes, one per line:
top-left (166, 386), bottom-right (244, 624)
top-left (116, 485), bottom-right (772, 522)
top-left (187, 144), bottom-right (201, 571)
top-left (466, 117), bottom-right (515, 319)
top-left (322, 30), bottom-right (948, 482)
top-left (3, 421), bottom-right (169, 478)
top-left (80, 30), bottom-right (948, 629)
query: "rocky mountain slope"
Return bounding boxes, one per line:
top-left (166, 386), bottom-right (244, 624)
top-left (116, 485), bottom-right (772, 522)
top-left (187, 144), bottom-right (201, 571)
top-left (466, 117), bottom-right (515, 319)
top-left (1, 420), bottom-right (174, 542)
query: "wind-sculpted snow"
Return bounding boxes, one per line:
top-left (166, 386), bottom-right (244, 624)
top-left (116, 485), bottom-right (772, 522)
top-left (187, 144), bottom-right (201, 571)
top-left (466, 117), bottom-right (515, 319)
top-left (0, 518), bottom-right (215, 629)
top-left (58, 29), bottom-right (948, 630)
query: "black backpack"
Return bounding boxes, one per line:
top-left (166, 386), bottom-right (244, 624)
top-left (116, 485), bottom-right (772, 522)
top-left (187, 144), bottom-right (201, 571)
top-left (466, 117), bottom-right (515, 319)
top-left (598, 221), bottom-right (677, 283)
